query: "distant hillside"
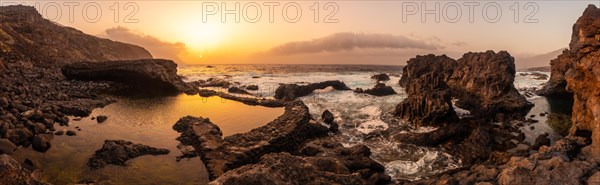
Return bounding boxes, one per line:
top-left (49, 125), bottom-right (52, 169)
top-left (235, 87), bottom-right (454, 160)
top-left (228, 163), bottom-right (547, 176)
top-left (515, 48), bottom-right (565, 69)
top-left (0, 5), bottom-right (152, 65)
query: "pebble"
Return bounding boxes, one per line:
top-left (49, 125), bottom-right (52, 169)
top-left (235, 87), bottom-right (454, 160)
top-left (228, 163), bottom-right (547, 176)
top-left (96, 115), bottom-right (108, 123)
top-left (54, 131), bottom-right (64, 135)
top-left (66, 130), bottom-right (76, 136)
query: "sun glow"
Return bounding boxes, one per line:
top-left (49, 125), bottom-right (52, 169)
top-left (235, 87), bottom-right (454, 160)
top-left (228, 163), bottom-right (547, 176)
top-left (180, 22), bottom-right (226, 50)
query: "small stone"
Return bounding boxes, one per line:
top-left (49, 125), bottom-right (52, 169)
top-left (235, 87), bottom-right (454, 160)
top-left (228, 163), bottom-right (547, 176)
top-left (0, 97), bottom-right (8, 108)
top-left (321, 110), bottom-right (335, 125)
top-left (540, 112), bottom-right (546, 117)
top-left (530, 126), bottom-right (535, 130)
top-left (329, 123), bottom-right (339, 133)
top-left (66, 130), bottom-right (77, 136)
top-left (0, 139), bottom-right (17, 155)
top-left (530, 115), bottom-right (536, 118)
top-left (96, 115), bottom-right (108, 123)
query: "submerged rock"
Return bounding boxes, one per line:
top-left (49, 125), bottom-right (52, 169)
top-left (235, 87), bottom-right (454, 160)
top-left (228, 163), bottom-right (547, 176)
top-left (274, 81), bottom-right (351, 101)
top-left (321, 110), bottom-right (335, 125)
top-left (62, 59), bottom-right (197, 95)
top-left (87, 140), bottom-right (170, 169)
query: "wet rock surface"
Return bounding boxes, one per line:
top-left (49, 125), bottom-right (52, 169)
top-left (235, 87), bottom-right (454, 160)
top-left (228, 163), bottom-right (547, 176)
top-left (62, 59), bottom-right (197, 95)
top-left (173, 101), bottom-right (328, 179)
top-left (87, 140), bottom-right (170, 169)
top-left (198, 89), bottom-right (286, 107)
top-left (371, 73), bottom-right (390, 81)
top-left (274, 80), bottom-right (351, 101)
top-left (354, 83), bottom-right (397, 96)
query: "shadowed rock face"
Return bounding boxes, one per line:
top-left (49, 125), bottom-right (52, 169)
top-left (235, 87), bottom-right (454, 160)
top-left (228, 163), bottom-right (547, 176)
top-left (61, 59), bottom-right (197, 95)
top-left (449, 51), bottom-right (532, 120)
top-left (537, 50), bottom-right (575, 97)
top-left (395, 51), bottom-right (532, 126)
top-left (564, 5), bottom-right (600, 157)
top-left (395, 54), bottom-right (458, 126)
top-left (274, 81), bottom-right (352, 101)
top-left (0, 6), bottom-right (151, 65)
top-left (173, 101), bottom-right (329, 180)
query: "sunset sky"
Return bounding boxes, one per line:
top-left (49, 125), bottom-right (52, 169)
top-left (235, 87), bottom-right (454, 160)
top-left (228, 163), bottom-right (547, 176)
top-left (2, 1), bottom-right (597, 66)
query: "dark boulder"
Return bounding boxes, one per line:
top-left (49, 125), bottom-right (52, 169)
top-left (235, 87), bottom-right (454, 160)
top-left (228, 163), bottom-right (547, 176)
top-left (61, 59), bottom-right (197, 95)
top-left (96, 115), bottom-right (108, 123)
top-left (371, 73), bottom-right (390, 81)
top-left (321, 110), bottom-right (335, 125)
top-left (87, 140), bottom-right (170, 169)
top-left (227, 87), bottom-right (251, 95)
top-left (354, 83), bottom-right (397, 96)
top-left (31, 134), bottom-right (53, 152)
top-left (245, 85), bottom-right (259, 91)
top-left (274, 81), bottom-right (351, 101)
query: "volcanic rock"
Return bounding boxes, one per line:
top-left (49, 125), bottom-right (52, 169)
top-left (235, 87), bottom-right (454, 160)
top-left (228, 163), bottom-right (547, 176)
top-left (274, 81), bottom-right (351, 101)
top-left (62, 59), bottom-right (197, 95)
top-left (0, 5), bottom-right (152, 64)
top-left (245, 85), bottom-right (259, 91)
top-left (227, 87), bottom-right (251, 95)
top-left (564, 5), bottom-right (600, 157)
top-left (0, 154), bottom-right (48, 185)
top-left (354, 83), bottom-right (397, 96)
top-left (87, 140), bottom-right (170, 169)
top-left (371, 73), bottom-right (390, 81)
top-left (321, 110), bottom-right (335, 125)
top-left (210, 153), bottom-right (366, 185)
top-left (173, 101), bottom-right (329, 180)
top-left (395, 51), bottom-right (533, 126)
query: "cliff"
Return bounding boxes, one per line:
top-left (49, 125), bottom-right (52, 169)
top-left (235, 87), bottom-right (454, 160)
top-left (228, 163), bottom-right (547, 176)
top-left (0, 5), bottom-right (152, 65)
top-left (564, 5), bottom-right (600, 157)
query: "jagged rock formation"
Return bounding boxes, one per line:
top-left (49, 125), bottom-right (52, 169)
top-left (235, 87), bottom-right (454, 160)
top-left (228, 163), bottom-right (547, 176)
top-left (0, 5), bottom-right (152, 65)
top-left (274, 81), bottom-right (351, 101)
top-left (62, 59), bottom-right (198, 95)
top-left (394, 54), bottom-right (459, 126)
top-left (395, 51), bottom-right (533, 126)
top-left (173, 102), bottom-right (329, 180)
top-left (87, 140), bottom-right (170, 169)
top-left (537, 49), bottom-right (575, 97)
top-left (564, 5), bottom-right (600, 157)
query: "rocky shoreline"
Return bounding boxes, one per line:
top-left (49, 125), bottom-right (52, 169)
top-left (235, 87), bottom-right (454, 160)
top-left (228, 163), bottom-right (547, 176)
top-left (1, 4), bottom-right (600, 185)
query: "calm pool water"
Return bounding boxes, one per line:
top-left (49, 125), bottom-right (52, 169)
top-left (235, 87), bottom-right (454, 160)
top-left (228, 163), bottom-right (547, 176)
top-left (12, 95), bottom-right (284, 185)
